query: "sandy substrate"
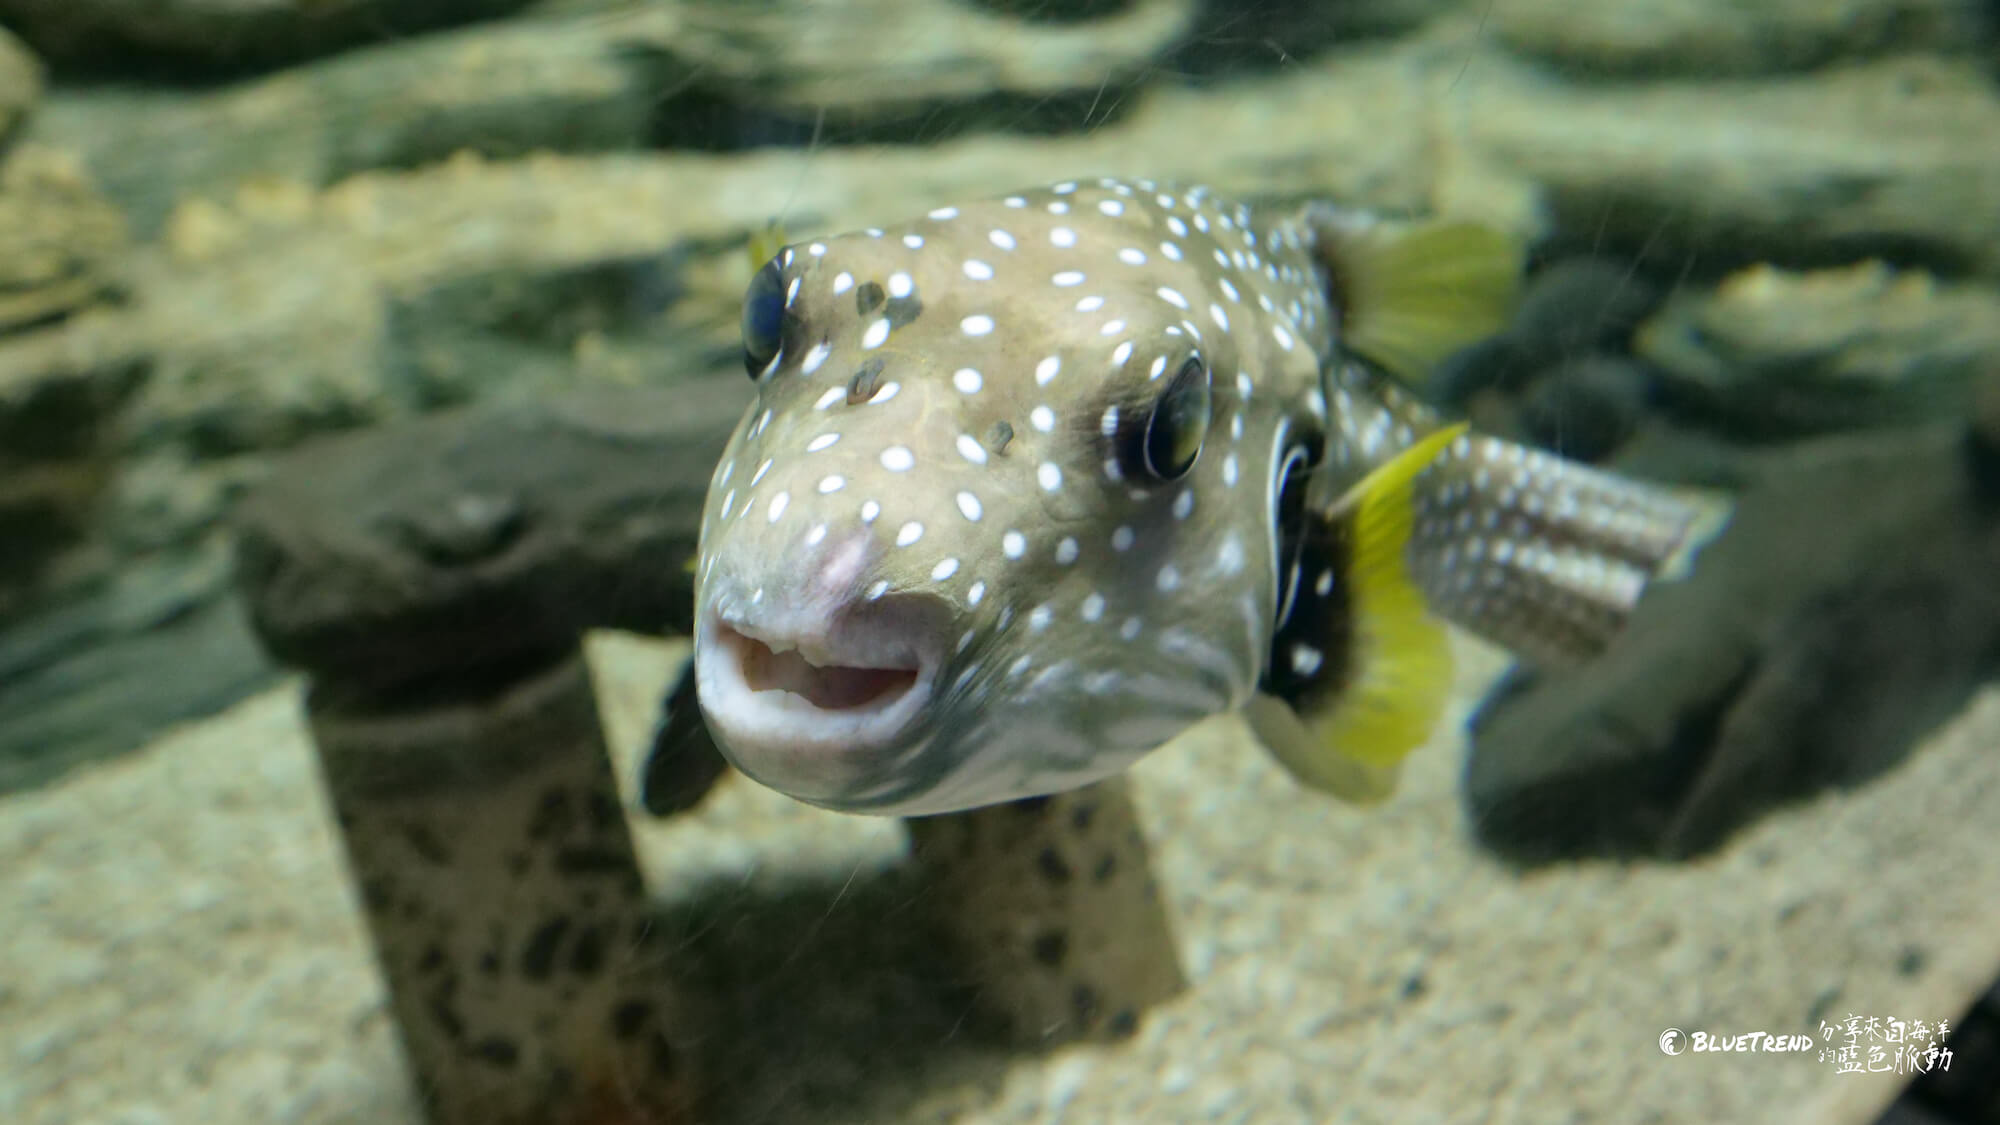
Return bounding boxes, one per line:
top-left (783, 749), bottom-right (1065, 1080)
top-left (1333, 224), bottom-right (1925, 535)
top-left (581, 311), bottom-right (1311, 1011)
top-left (4, 631), bottom-right (1997, 1125)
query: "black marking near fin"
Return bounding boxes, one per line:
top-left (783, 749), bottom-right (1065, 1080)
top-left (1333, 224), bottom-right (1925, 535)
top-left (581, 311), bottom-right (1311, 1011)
top-left (639, 658), bottom-right (728, 816)
top-left (1251, 427), bottom-right (1464, 803)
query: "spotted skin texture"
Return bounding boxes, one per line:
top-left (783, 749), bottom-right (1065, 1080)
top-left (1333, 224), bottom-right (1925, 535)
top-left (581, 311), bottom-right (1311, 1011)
top-left (698, 179), bottom-right (1334, 816)
top-left (693, 177), bottom-right (1705, 818)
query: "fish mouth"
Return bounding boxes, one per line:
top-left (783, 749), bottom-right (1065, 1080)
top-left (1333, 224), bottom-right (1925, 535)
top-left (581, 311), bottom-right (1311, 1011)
top-left (692, 595), bottom-right (946, 803)
top-left (727, 626), bottom-right (921, 710)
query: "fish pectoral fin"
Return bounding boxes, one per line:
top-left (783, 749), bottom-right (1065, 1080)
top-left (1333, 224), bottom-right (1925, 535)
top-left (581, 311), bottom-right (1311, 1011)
top-left (1256, 427), bottom-right (1462, 804)
top-left (1308, 210), bottom-right (1524, 387)
top-left (639, 656), bottom-right (729, 816)
top-left (1243, 694), bottom-right (1408, 806)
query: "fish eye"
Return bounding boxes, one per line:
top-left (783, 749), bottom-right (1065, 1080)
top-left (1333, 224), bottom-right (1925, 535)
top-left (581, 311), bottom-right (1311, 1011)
top-left (1139, 356), bottom-right (1213, 480)
top-left (741, 257), bottom-right (787, 378)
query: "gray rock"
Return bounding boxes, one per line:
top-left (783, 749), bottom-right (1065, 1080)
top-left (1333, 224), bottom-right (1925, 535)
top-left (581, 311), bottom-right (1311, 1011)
top-left (0, 23), bottom-right (38, 141)
top-left (0, 537), bottom-right (275, 796)
top-left (1515, 355), bottom-right (1652, 463)
top-left (1490, 0), bottom-right (1991, 76)
top-left (232, 381), bottom-right (745, 690)
top-left (0, 0), bottom-right (535, 69)
top-left (1464, 417), bottom-right (2000, 862)
top-left (1636, 260), bottom-right (2000, 438)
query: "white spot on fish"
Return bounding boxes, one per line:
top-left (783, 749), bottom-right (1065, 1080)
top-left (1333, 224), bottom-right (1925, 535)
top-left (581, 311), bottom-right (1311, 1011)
top-left (1035, 356), bottom-right (1062, 385)
top-left (1002, 530), bottom-right (1027, 559)
top-left (806, 432), bottom-right (840, 452)
top-left (1050, 227), bottom-right (1077, 248)
top-left (832, 271), bottom-right (854, 295)
top-left (1076, 296), bottom-right (1105, 312)
top-left (968, 580), bottom-right (986, 606)
top-left (1120, 617), bottom-right (1143, 640)
top-left (1028, 605), bottom-right (1054, 632)
top-left (806, 523), bottom-right (827, 545)
top-left (869, 381), bottom-right (900, 404)
top-left (989, 229), bottom-right (1017, 251)
top-left (860, 500), bottom-right (880, 523)
top-left (880, 446), bottom-right (916, 472)
top-left (861, 318), bottom-right (891, 349)
top-left (964, 259), bottom-right (994, 281)
top-left (1118, 247), bottom-right (1147, 266)
top-left (953, 367), bottom-right (983, 394)
top-left (1081, 593), bottom-right (1105, 621)
top-left (928, 206), bottom-right (959, 221)
top-left (1273, 324), bottom-right (1295, 350)
top-left (956, 491), bottom-right (983, 521)
top-left (1222, 453), bottom-right (1239, 486)
top-left (816, 475), bottom-right (843, 494)
top-left (896, 521), bottom-right (924, 547)
top-left (1030, 405), bottom-right (1056, 432)
top-left (1157, 565), bottom-right (1181, 592)
top-left (1055, 537), bottom-right (1079, 565)
top-left (801, 342), bottom-right (831, 376)
top-left (1052, 270), bottom-right (1085, 287)
top-left (1217, 535), bottom-right (1244, 574)
top-left (752, 459), bottom-right (772, 485)
top-left (902, 233), bottom-right (924, 249)
top-left (1173, 490), bottom-right (1194, 520)
top-left (1111, 526), bottom-right (1135, 551)
top-left (1291, 644), bottom-right (1324, 676)
top-left (1037, 463), bottom-right (1063, 492)
top-left (867, 580), bottom-right (890, 600)
top-left (1098, 199), bottom-right (1124, 216)
top-left (961, 315), bottom-right (995, 337)
top-left (767, 491), bottom-right (789, 521)
top-left (1157, 286), bottom-right (1189, 309)
top-left (931, 557), bottom-right (959, 581)
top-left (1111, 341), bottom-right (1134, 366)
top-left (1316, 569), bottom-right (1334, 596)
top-left (956, 433), bottom-right (989, 464)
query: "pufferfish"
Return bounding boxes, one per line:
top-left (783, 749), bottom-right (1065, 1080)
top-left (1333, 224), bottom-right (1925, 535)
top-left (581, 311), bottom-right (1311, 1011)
top-left (640, 177), bottom-right (1726, 819)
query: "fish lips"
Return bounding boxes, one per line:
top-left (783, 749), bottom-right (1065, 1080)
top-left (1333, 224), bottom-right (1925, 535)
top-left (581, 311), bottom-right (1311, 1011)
top-left (692, 593), bottom-right (950, 808)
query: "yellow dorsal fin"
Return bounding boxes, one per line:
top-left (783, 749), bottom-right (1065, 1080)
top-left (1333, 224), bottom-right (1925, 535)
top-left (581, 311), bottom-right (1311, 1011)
top-left (1246, 425), bottom-right (1466, 804)
top-left (1319, 216), bottom-right (1524, 386)
top-left (747, 219), bottom-right (790, 271)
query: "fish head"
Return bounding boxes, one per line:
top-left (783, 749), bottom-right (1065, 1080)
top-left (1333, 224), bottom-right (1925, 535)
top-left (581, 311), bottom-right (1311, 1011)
top-left (694, 181), bottom-right (1328, 816)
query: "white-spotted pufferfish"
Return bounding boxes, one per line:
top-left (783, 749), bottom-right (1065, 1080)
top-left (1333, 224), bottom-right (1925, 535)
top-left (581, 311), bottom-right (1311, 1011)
top-left (643, 178), bottom-right (1726, 818)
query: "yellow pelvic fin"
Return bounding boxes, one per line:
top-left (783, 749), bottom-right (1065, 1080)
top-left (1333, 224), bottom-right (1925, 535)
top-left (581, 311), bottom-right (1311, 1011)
top-left (1243, 694), bottom-right (1406, 804)
top-left (1252, 425), bottom-right (1466, 803)
top-left (1321, 217), bottom-right (1524, 387)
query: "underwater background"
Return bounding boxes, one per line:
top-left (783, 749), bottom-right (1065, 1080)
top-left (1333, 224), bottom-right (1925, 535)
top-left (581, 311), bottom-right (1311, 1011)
top-left (2, 0), bottom-right (1999, 1122)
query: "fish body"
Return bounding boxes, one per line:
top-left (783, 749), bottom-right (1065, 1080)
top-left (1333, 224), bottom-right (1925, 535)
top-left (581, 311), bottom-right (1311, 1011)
top-left (660, 177), bottom-right (1720, 818)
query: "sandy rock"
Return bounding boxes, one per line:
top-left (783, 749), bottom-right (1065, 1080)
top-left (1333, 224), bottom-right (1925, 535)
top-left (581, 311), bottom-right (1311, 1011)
top-left (0, 145), bottom-right (126, 336)
top-left (0, 0), bottom-right (534, 69)
top-left (1462, 50), bottom-right (2000, 276)
top-left (1637, 260), bottom-right (2000, 437)
top-left (1491, 0), bottom-right (1991, 76)
top-left (29, 0), bottom-right (1197, 239)
top-left (5, 630), bottom-right (1999, 1124)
